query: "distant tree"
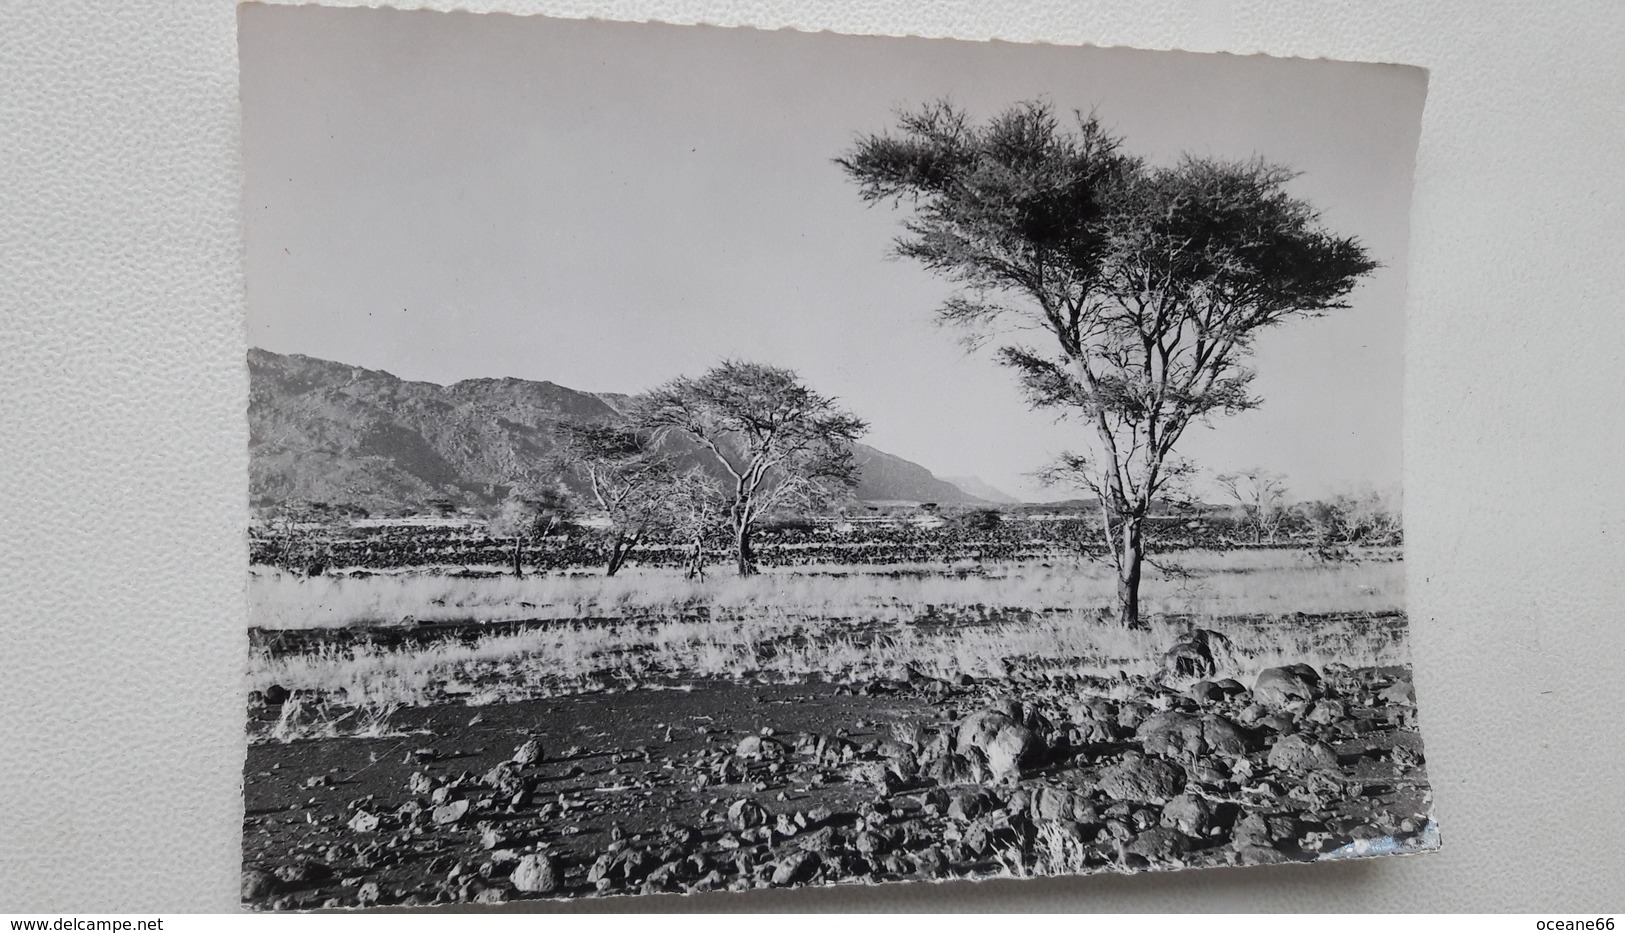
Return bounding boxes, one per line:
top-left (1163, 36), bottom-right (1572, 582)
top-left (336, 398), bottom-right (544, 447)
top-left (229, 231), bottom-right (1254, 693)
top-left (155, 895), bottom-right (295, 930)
top-left (840, 101), bottom-right (1376, 627)
top-left (633, 361), bottom-right (868, 576)
top-left (485, 486), bottom-right (571, 578)
top-left (1216, 469), bottom-right (1290, 544)
top-left (552, 420), bottom-right (684, 577)
top-left (259, 505), bottom-right (331, 577)
top-left (1301, 487), bottom-right (1402, 554)
top-left (957, 507), bottom-right (1004, 533)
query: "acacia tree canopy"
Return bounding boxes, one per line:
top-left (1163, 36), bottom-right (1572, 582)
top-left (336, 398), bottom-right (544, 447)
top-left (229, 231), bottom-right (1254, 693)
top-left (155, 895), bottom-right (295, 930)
top-left (840, 100), bottom-right (1377, 625)
top-left (485, 485), bottom-right (572, 578)
top-left (551, 420), bottom-right (683, 576)
top-left (631, 360), bottom-right (867, 575)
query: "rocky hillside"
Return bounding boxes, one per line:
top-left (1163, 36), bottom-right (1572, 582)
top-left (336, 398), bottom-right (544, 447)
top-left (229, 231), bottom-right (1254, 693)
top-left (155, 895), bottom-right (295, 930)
top-left (248, 349), bottom-right (989, 514)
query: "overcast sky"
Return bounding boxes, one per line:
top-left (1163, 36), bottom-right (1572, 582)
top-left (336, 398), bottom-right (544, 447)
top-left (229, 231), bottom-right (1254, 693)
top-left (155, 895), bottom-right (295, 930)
top-left (240, 6), bottom-right (1425, 503)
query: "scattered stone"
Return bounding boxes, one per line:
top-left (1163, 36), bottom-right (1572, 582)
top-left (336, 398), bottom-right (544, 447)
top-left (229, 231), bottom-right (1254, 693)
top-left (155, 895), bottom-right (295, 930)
top-left (1259, 711), bottom-right (1298, 735)
top-left (346, 810), bottom-right (380, 833)
top-left (272, 861), bottom-right (330, 886)
top-left (470, 885), bottom-right (505, 904)
top-left (1159, 793), bottom-right (1214, 837)
top-left (1233, 811), bottom-right (1300, 849)
top-left (1267, 734), bottom-right (1340, 772)
top-left (770, 850), bottom-right (820, 886)
top-left (735, 734), bottom-right (787, 760)
top-left (914, 846), bottom-right (947, 876)
top-left (1201, 714), bottom-right (1255, 757)
top-left (854, 828), bottom-right (890, 856)
top-left (926, 751), bottom-right (982, 786)
top-left (432, 800), bottom-right (469, 825)
top-left (848, 760), bottom-right (901, 794)
top-left (1186, 680), bottom-right (1225, 704)
top-left (946, 787), bottom-right (992, 822)
top-left (241, 868), bottom-right (278, 900)
top-left (726, 798), bottom-right (767, 831)
top-left (1136, 711), bottom-right (1206, 758)
top-left (482, 761), bottom-right (526, 796)
top-left (511, 739), bottom-right (543, 765)
top-left (1115, 701), bottom-right (1151, 732)
top-left (1304, 698), bottom-right (1347, 725)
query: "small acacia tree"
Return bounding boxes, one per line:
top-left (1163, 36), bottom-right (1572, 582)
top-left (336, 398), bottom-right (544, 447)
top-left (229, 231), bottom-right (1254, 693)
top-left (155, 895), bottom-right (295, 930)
top-left (1216, 469), bottom-right (1290, 544)
top-left (552, 420), bottom-right (681, 577)
top-left (841, 101), bottom-right (1376, 627)
top-left (485, 486), bottom-right (571, 578)
top-left (632, 360), bottom-right (867, 576)
top-left (667, 467), bottom-right (727, 580)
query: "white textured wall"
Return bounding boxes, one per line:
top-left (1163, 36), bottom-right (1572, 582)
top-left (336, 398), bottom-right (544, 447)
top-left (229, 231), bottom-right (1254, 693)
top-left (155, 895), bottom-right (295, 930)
top-left (2, 0), bottom-right (1622, 913)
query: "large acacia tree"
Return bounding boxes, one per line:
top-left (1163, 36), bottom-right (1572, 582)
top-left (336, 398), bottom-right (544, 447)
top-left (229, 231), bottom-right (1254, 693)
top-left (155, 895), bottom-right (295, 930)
top-left (840, 101), bottom-right (1376, 627)
top-left (632, 361), bottom-right (867, 576)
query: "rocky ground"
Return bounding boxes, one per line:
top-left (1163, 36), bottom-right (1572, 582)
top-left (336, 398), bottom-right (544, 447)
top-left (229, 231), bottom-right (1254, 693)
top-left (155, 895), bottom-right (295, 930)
top-left (241, 652), bottom-right (1436, 909)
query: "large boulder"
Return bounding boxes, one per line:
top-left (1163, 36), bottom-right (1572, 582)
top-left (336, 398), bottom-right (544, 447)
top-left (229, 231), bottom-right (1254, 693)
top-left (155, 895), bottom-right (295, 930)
top-left (1121, 825), bottom-right (1193, 862)
top-left (1067, 697), bottom-right (1120, 743)
top-left (1162, 640), bottom-right (1215, 680)
top-left (1253, 665), bottom-right (1322, 709)
top-left (511, 853), bottom-right (561, 894)
top-left (1096, 753), bottom-right (1185, 803)
top-left (1200, 714), bottom-right (1256, 757)
top-left (956, 709), bottom-right (1041, 784)
top-left (1135, 711), bottom-right (1206, 758)
top-left (1162, 628), bottom-right (1233, 679)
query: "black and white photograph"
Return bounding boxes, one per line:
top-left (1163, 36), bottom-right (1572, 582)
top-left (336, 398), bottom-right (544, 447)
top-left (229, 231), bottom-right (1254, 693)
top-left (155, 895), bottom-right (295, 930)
top-left (239, 5), bottom-right (1435, 909)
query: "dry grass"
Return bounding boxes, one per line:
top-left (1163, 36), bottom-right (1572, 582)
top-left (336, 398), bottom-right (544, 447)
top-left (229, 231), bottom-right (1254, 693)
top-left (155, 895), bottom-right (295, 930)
top-left (245, 550), bottom-right (1409, 735)
top-left (249, 606), bottom-right (1408, 715)
top-left (249, 548), bottom-right (1402, 630)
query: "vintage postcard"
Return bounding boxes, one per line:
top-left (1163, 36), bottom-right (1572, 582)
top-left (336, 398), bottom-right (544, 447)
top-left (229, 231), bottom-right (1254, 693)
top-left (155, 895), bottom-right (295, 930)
top-left (239, 4), bottom-right (1435, 908)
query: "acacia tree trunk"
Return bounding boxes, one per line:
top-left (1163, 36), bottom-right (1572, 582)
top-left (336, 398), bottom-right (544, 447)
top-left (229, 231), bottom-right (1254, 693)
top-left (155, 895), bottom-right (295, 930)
top-left (1117, 514), bottom-right (1145, 629)
top-left (605, 532), bottom-right (638, 577)
top-left (512, 536), bottom-right (524, 579)
top-left (732, 506), bottom-right (756, 576)
top-left (685, 533), bottom-right (707, 581)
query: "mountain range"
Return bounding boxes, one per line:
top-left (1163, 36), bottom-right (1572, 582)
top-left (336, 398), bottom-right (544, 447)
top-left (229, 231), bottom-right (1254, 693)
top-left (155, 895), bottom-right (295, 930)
top-left (248, 349), bottom-right (1019, 514)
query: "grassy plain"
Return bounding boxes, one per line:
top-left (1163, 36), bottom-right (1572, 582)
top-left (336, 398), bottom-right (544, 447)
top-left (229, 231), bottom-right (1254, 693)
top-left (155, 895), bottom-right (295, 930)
top-left (248, 548), bottom-right (1407, 726)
